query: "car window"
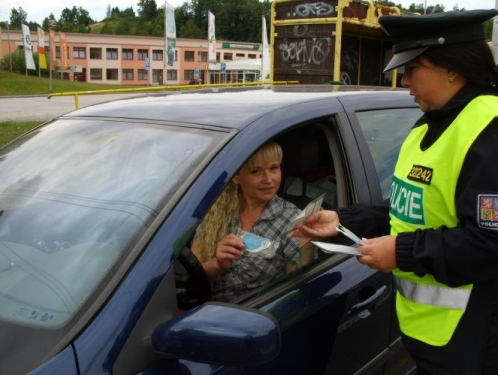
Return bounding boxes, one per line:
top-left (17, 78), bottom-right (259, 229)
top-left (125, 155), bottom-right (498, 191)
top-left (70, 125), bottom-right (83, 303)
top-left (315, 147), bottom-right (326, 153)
top-left (0, 119), bottom-right (226, 328)
top-left (356, 108), bottom-right (422, 199)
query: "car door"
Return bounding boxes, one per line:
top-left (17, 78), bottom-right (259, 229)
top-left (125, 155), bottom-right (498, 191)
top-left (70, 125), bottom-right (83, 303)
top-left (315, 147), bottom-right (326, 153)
top-left (226, 96), bottom-right (422, 374)
top-left (127, 95), bottom-right (419, 375)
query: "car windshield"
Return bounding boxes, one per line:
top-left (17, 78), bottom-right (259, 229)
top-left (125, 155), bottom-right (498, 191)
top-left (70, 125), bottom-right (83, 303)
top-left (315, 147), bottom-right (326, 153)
top-left (0, 118), bottom-right (225, 330)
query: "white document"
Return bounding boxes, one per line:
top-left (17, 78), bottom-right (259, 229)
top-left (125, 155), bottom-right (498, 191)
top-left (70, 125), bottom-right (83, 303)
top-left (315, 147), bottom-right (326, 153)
top-left (285, 192), bottom-right (326, 233)
top-left (312, 241), bottom-right (364, 257)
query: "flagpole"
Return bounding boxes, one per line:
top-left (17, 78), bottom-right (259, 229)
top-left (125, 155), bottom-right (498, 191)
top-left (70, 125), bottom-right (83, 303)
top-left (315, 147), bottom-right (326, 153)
top-left (38, 27), bottom-right (40, 79)
top-left (163, 1), bottom-right (168, 86)
top-left (48, 20), bottom-right (55, 92)
top-left (6, 21), bottom-right (12, 72)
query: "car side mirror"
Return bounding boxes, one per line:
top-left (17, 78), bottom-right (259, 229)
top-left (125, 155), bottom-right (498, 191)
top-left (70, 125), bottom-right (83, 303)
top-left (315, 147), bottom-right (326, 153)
top-left (152, 302), bottom-right (280, 366)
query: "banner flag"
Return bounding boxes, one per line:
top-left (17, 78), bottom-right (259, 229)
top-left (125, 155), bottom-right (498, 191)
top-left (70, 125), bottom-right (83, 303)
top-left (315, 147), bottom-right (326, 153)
top-left (261, 16), bottom-right (270, 82)
top-left (49, 29), bottom-right (55, 71)
top-left (165, 2), bottom-right (176, 68)
top-left (37, 27), bottom-right (47, 70)
top-left (208, 11), bottom-right (217, 70)
top-left (21, 24), bottom-right (36, 70)
top-left (60, 32), bottom-right (68, 71)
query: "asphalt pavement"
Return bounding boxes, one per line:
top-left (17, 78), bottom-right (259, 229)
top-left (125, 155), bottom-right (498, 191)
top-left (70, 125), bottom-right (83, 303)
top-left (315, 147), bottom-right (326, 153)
top-left (0, 93), bottom-right (148, 122)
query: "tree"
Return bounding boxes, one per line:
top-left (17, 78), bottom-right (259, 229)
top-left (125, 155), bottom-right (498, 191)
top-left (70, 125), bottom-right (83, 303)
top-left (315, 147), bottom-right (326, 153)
top-left (9, 7), bottom-right (28, 29)
top-left (179, 18), bottom-right (204, 39)
top-left (122, 7), bottom-right (136, 18)
top-left (58, 6), bottom-right (94, 32)
top-left (42, 14), bottom-right (58, 31)
top-left (138, 0), bottom-right (158, 21)
top-left (373, 2), bottom-right (447, 14)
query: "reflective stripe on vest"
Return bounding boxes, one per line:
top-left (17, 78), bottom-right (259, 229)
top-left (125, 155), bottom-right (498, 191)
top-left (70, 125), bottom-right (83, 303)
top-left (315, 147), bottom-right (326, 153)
top-left (395, 277), bottom-right (471, 310)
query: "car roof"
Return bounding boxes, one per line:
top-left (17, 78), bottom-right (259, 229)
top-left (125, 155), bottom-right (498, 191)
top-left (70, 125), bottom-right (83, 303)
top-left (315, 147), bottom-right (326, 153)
top-left (65, 85), bottom-right (411, 130)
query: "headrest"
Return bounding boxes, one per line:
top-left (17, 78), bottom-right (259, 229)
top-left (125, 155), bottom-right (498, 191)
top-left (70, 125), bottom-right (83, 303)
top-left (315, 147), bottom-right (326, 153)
top-left (279, 130), bottom-right (320, 178)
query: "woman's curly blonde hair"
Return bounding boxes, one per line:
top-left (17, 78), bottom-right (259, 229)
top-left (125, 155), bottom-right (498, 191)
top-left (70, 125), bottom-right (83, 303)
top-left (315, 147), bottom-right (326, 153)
top-left (196, 141), bottom-right (283, 262)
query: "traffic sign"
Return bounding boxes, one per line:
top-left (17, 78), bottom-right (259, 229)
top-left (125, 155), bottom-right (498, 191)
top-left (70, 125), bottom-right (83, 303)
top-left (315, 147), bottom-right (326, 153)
top-left (145, 58), bottom-right (151, 71)
top-left (221, 62), bottom-right (226, 74)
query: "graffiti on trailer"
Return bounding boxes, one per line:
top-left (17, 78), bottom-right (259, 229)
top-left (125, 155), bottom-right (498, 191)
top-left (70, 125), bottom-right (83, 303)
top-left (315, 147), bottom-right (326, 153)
top-left (278, 33), bottom-right (332, 66)
top-left (277, 24), bottom-right (332, 67)
top-left (287, 2), bottom-right (336, 18)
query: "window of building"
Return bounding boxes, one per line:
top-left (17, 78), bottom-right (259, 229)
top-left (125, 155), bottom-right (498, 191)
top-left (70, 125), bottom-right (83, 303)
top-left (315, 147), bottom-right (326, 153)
top-left (56, 46), bottom-right (61, 59)
top-left (184, 51), bottom-right (194, 62)
top-left (167, 70), bottom-right (177, 80)
top-left (122, 69), bottom-right (134, 80)
top-left (122, 48), bottom-right (133, 60)
top-left (90, 47), bottom-right (102, 59)
top-left (248, 54), bottom-right (257, 59)
top-left (223, 53), bottom-right (233, 60)
top-left (184, 70), bottom-right (194, 80)
top-left (198, 51), bottom-right (207, 62)
top-left (175, 50), bottom-right (178, 62)
top-left (90, 68), bottom-right (103, 80)
top-left (153, 49), bottom-right (163, 61)
top-left (73, 47), bottom-right (86, 59)
top-left (137, 69), bottom-right (148, 80)
top-left (216, 52), bottom-right (220, 62)
top-left (138, 49), bottom-right (148, 60)
top-left (106, 48), bottom-right (118, 60)
top-left (106, 68), bottom-right (118, 80)
top-left (236, 53), bottom-right (245, 58)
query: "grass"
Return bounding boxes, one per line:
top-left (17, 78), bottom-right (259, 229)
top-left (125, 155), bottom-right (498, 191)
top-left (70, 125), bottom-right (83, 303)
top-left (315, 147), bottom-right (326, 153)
top-left (0, 70), bottom-right (142, 96)
top-left (0, 69), bottom-right (145, 146)
top-left (0, 121), bottom-right (42, 147)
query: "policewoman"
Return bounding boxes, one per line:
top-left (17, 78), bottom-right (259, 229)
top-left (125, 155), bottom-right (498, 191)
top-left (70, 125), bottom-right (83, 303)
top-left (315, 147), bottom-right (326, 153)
top-left (292, 9), bottom-right (498, 374)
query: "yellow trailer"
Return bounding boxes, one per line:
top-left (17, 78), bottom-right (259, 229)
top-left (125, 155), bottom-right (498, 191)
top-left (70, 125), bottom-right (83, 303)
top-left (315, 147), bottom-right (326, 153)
top-left (270, 0), bottom-right (407, 86)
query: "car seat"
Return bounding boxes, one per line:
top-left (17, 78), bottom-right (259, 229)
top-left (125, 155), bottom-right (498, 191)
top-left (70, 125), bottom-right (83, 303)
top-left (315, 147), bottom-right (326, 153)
top-left (278, 127), bottom-right (336, 209)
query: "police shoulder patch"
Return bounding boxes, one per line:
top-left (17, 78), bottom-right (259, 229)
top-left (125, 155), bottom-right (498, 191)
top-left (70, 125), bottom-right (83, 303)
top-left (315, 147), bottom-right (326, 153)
top-left (477, 194), bottom-right (498, 230)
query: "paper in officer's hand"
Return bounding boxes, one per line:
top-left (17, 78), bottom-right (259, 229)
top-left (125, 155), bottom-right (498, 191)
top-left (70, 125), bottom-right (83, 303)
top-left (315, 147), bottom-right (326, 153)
top-left (312, 241), bottom-right (364, 256)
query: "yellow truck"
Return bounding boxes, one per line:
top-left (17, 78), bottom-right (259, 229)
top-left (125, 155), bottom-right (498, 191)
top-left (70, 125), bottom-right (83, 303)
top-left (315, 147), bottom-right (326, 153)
top-left (270, 0), bottom-right (408, 86)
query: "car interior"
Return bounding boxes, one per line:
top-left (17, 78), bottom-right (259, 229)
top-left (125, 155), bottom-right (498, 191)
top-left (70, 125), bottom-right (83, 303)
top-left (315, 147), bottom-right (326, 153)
top-left (277, 122), bottom-right (338, 211)
top-left (175, 116), bottom-right (352, 310)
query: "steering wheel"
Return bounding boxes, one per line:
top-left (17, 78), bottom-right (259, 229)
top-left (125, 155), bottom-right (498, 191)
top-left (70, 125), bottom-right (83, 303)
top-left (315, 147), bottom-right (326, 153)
top-left (175, 246), bottom-right (212, 310)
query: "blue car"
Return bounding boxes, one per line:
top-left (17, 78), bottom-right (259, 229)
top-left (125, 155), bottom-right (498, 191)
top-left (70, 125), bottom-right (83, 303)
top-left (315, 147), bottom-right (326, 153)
top-left (0, 85), bottom-right (421, 375)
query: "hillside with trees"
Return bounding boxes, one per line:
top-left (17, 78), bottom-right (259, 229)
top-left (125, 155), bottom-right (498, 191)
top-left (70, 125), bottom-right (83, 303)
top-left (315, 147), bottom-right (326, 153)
top-left (1, 1), bottom-right (490, 44)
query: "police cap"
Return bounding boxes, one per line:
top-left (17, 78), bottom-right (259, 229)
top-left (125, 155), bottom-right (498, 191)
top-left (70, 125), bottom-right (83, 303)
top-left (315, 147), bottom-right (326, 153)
top-left (379, 9), bottom-right (498, 72)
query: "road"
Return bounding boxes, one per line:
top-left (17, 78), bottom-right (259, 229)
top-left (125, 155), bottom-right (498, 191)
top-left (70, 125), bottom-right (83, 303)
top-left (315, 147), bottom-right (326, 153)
top-left (0, 93), bottom-right (148, 122)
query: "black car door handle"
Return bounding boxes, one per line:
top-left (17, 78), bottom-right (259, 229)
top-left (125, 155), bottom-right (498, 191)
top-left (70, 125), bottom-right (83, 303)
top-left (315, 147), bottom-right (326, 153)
top-left (347, 285), bottom-right (388, 318)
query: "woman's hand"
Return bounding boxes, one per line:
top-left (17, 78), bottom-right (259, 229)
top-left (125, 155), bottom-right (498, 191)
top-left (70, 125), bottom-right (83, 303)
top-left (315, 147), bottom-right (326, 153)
top-left (357, 235), bottom-right (397, 272)
top-left (290, 210), bottom-right (340, 238)
top-left (215, 233), bottom-right (244, 271)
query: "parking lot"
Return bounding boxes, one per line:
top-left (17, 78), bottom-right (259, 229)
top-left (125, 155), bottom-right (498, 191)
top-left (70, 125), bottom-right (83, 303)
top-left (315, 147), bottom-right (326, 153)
top-left (0, 93), bottom-right (147, 122)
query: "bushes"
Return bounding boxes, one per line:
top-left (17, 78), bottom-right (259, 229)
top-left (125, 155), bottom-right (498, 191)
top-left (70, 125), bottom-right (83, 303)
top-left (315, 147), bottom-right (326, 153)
top-left (0, 50), bottom-right (57, 77)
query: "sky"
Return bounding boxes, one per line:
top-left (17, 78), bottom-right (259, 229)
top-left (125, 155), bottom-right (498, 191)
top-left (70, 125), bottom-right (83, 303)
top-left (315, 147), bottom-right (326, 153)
top-left (1, 0), bottom-right (497, 26)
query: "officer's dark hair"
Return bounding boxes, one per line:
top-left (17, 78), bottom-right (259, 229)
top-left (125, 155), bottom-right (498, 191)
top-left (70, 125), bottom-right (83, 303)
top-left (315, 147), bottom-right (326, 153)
top-left (422, 40), bottom-right (498, 88)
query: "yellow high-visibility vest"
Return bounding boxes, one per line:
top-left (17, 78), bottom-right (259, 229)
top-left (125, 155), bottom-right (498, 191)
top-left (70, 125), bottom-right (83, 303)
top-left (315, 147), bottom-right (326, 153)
top-left (390, 95), bottom-right (498, 346)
